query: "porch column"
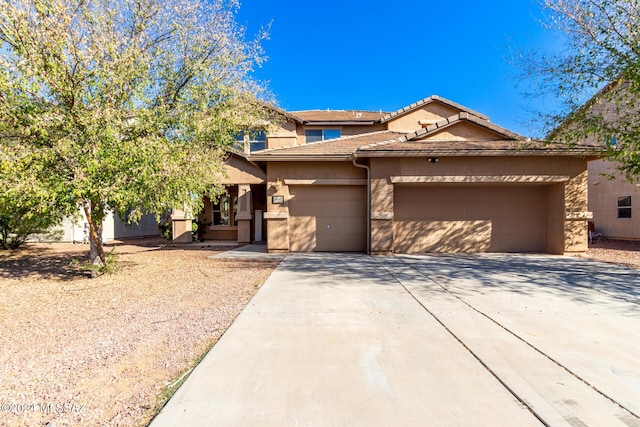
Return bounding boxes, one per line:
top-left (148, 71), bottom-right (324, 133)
top-left (171, 209), bottom-right (192, 244)
top-left (236, 184), bottom-right (252, 243)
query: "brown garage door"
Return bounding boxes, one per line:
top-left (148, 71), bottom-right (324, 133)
top-left (289, 185), bottom-right (366, 252)
top-left (394, 185), bottom-right (546, 253)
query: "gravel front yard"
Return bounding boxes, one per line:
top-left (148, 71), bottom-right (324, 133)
top-left (0, 239), bottom-right (279, 427)
top-left (1, 237), bottom-right (638, 426)
top-left (580, 238), bottom-right (640, 267)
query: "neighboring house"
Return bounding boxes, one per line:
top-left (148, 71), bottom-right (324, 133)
top-left (588, 159), bottom-right (640, 240)
top-left (181, 95), bottom-right (602, 254)
top-left (53, 210), bottom-right (160, 243)
top-left (549, 79), bottom-right (639, 240)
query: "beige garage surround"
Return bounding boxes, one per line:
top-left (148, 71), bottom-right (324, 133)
top-left (287, 182), bottom-right (367, 252)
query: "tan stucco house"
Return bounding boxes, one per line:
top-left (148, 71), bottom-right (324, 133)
top-left (179, 95), bottom-right (602, 254)
top-left (548, 79), bottom-right (639, 241)
top-left (589, 159), bottom-right (640, 240)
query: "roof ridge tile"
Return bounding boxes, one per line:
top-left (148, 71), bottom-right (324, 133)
top-left (355, 132), bottom-right (409, 151)
top-left (251, 130), bottom-right (402, 154)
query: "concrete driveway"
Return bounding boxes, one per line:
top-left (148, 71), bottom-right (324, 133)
top-left (151, 253), bottom-right (640, 427)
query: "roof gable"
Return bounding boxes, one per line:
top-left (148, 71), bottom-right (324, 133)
top-left (407, 113), bottom-right (524, 142)
top-left (380, 95), bottom-right (489, 124)
top-left (219, 153), bottom-right (266, 184)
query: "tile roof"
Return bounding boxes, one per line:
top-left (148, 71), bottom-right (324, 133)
top-left (288, 96), bottom-right (487, 124)
top-left (357, 113), bottom-right (603, 156)
top-left (407, 112), bottom-right (523, 141)
top-left (270, 95), bottom-right (489, 126)
top-left (379, 95), bottom-right (489, 123)
top-left (247, 102), bottom-right (604, 161)
top-left (355, 139), bottom-right (603, 157)
top-left (290, 110), bottom-right (388, 122)
top-left (248, 131), bottom-right (406, 160)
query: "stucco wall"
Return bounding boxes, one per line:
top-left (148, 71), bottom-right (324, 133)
top-left (589, 159), bottom-right (640, 239)
top-left (422, 123), bottom-right (502, 141)
top-left (220, 156), bottom-right (266, 184)
top-left (386, 104), bottom-right (460, 132)
top-left (265, 161), bottom-right (367, 252)
top-left (267, 120), bottom-right (298, 149)
top-left (48, 210), bottom-right (116, 243)
top-left (369, 156), bottom-right (589, 254)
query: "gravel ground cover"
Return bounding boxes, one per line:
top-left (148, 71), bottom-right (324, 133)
top-left (0, 239), bottom-right (279, 426)
top-left (580, 238), bottom-right (640, 267)
top-left (0, 237), bottom-right (637, 427)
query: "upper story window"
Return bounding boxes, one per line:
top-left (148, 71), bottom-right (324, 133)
top-left (618, 196), bottom-right (632, 218)
top-left (235, 130), bottom-right (267, 152)
top-left (305, 129), bottom-right (341, 143)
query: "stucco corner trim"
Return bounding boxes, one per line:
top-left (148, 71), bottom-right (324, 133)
top-left (264, 212), bottom-right (289, 220)
top-left (389, 175), bottom-right (571, 184)
top-left (565, 211), bottom-right (594, 220)
top-left (284, 179), bottom-right (367, 186)
top-left (371, 211), bottom-right (394, 220)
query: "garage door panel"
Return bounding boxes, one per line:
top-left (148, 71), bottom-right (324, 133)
top-left (394, 220), bottom-right (492, 253)
top-left (394, 185), bottom-right (546, 253)
top-left (289, 186), bottom-right (366, 252)
top-left (289, 216), bottom-right (316, 252)
top-left (289, 200), bottom-right (364, 217)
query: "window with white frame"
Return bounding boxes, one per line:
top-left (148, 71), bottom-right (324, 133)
top-left (305, 129), bottom-right (341, 143)
top-left (618, 196), bottom-right (632, 218)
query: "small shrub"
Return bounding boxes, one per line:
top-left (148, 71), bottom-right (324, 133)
top-left (71, 247), bottom-right (120, 276)
top-left (0, 210), bottom-right (62, 250)
top-left (158, 218), bottom-right (172, 241)
top-left (193, 219), bottom-right (211, 242)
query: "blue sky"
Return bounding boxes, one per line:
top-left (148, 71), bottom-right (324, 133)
top-left (237, 1), bottom-right (561, 138)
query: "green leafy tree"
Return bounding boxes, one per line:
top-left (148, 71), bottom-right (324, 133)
top-left (523, 0), bottom-right (640, 178)
top-left (0, 0), bottom-right (274, 268)
top-left (0, 144), bottom-right (73, 249)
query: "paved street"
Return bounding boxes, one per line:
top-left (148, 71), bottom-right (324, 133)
top-left (152, 253), bottom-right (640, 426)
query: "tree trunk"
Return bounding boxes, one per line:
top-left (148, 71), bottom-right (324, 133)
top-left (83, 204), bottom-right (106, 277)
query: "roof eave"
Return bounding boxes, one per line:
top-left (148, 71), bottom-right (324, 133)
top-left (303, 121), bottom-right (377, 126)
top-left (355, 148), bottom-right (606, 157)
top-left (248, 154), bottom-right (354, 162)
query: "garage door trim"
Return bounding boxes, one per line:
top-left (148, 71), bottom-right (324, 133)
top-left (390, 175), bottom-right (570, 184)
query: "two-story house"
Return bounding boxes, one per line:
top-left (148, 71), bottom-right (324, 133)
top-left (182, 95), bottom-right (602, 254)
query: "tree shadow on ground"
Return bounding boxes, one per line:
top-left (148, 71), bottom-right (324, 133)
top-left (396, 253), bottom-right (640, 307)
top-left (275, 252), bottom-right (397, 287)
top-left (0, 249), bottom-right (89, 281)
top-left (273, 252), bottom-right (640, 312)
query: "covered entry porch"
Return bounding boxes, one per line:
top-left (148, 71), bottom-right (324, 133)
top-left (172, 154), bottom-right (267, 244)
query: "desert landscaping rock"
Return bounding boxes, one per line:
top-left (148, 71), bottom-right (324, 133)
top-left (0, 239), bottom-right (278, 426)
